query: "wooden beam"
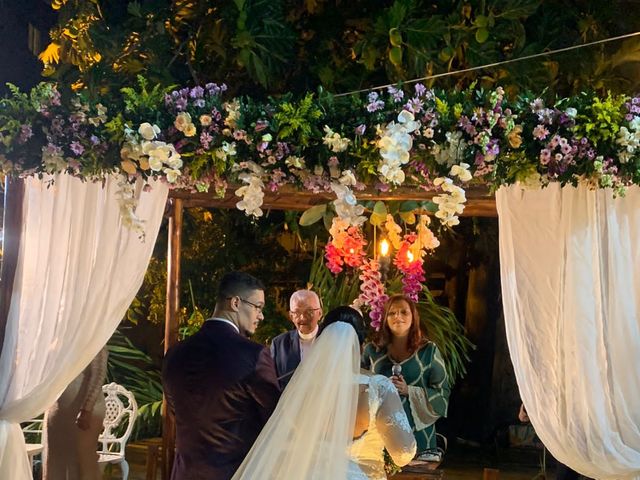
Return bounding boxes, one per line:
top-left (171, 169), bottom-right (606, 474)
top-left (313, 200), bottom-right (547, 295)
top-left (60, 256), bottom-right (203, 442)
top-left (161, 198), bottom-right (183, 480)
top-left (0, 177), bottom-right (24, 359)
top-left (168, 185), bottom-right (497, 217)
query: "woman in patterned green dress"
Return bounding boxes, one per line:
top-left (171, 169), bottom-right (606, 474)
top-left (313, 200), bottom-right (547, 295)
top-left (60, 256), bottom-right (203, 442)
top-left (362, 294), bottom-right (450, 458)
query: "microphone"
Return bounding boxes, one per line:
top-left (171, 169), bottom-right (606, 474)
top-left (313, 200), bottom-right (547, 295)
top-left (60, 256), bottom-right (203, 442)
top-left (392, 364), bottom-right (402, 377)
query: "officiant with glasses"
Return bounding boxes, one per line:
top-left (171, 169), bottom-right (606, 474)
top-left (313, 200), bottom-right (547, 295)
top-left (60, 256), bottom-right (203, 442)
top-left (270, 289), bottom-right (323, 389)
top-left (362, 294), bottom-right (450, 461)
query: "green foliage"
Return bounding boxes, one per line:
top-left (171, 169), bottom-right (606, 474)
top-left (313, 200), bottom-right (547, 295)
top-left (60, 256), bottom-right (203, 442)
top-left (120, 75), bottom-right (173, 120)
top-left (107, 330), bottom-right (163, 439)
top-left (417, 287), bottom-right (474, 384)
top-left (273, 93), bottom-right (323, 146)
top-left (33, 0), bottom-right (640, 97)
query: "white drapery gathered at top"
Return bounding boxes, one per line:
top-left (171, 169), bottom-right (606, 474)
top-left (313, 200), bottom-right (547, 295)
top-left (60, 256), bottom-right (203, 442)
top-left (0, 173), bottom-right (168, 480)
top-left (497, 183), bottom-right (640, 480)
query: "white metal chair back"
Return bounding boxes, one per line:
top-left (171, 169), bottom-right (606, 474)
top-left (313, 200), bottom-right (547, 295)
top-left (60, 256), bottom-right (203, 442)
top-left (98, 382), bottom-right (138, 457)
top-left (21, 416), bottom-right (44, 469)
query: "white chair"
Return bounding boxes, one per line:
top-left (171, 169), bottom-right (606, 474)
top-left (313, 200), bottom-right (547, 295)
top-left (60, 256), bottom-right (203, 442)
top-left (22, 417), bottom-right (44, 469)
top-left (98, 382), bottom-right (138, 480)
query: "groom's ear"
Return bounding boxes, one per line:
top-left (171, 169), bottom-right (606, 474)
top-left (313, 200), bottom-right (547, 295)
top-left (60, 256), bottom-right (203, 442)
top-left (228, 295), bottom-right (241, 312)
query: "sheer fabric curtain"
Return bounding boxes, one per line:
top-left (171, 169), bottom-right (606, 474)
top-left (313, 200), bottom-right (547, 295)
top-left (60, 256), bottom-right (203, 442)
top-left (0, 173), bottom-right (168, 479)
top-left (497, 183), bottom-right (640, 479)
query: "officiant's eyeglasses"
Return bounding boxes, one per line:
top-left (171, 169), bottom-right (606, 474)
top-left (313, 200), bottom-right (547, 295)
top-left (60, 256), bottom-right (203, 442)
top-left (290, 308), bottom-right (322, 318)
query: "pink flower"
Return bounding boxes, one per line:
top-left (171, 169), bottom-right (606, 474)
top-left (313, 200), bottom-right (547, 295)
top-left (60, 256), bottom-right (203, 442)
top-left (532, 125), bottom-right (549, 140)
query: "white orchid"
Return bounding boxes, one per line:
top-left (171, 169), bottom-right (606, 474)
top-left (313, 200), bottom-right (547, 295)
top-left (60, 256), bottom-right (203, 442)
top-left (616, 125), bottom-right (640, 164)
top-left (138, 122), bottom-right (161, 141)
top-left (397, 110), bottom-right (420, 132)
top-left (322, 126), bottom-right (351, 153)
top-left (377, 110), bottom-right (420, 185)
top-left (450, 162), bottom-right (473, 182)
top-left (432, 176), bottom-right (466, 227)
top-left (164, 167), bottom-right (181, 183)
top-left (235, 173), bottom-right (265, 217)
top-left (331, 183), bottom-right (366, 226)
top-left (433, 131), bottom-right (465, 167)
top-left (338, 169), bottom-right (357, 186)
top-left (116, 176), bottom-right (145, 237)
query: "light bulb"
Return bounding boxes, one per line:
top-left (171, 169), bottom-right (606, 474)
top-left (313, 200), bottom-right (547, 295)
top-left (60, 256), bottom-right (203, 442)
top-left (379, 239), bottom-right (390, 257)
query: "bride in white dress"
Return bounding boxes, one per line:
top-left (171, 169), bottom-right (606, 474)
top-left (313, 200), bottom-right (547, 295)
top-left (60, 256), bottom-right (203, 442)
top-left (232, 306), bottom-right (416, 480)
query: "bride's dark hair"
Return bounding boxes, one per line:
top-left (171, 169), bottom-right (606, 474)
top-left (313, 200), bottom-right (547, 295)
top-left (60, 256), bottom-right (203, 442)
top-left (320, 306), bottom-right (367, 344)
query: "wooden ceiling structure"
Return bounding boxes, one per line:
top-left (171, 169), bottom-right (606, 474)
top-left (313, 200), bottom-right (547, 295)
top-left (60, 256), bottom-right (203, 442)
top-left (168, 184), bottom-right (498, 217)
top-left (162, 185), bottom-right (496, 479)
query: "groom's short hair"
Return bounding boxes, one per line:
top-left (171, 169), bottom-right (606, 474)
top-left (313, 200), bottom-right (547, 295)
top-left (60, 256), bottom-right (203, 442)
top-left (216, 271), bottom-right (265, 302)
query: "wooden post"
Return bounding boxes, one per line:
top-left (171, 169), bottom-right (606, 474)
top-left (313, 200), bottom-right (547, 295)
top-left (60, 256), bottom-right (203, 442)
top-left (0, 177), bottom-right (24, 358)
top-left (161, 198), bottom-right (183, 480)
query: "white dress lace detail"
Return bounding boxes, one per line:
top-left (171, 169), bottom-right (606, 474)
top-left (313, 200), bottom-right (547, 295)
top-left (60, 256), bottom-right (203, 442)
top-left (347, 374), bottom-right (416, 479)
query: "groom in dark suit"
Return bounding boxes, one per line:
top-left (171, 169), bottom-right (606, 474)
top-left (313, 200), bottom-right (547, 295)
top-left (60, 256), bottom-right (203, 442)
top-left (270, 289), bottom-right (323, 389)
top-left (163, 271), bottom-right (280, 480)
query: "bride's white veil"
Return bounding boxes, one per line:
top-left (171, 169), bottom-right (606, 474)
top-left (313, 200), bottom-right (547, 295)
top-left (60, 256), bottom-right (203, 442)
top-left (232, 320), bottom-right (360, 480)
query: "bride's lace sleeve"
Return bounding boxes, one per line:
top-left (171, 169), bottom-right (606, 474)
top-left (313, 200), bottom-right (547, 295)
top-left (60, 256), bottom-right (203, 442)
top-left (374, 376), bottom-right (417, 466)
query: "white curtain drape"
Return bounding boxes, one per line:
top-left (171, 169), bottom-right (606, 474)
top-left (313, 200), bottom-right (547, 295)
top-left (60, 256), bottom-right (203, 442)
top-left (497, 183), bottom-right (640, 479)
top-left (0, 173), bottom-right (168, 479)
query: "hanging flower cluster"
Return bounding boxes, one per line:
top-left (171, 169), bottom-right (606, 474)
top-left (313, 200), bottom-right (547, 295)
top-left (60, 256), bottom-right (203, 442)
top-left (324, 217), bottom-right (368, 274)
top-left (377, 110), bottom-right (420, 184)
top-left (394, 238), bottom-right (427, 302)
top-left (432, 177), bottom-right (466, 227)
top-left (355, 259), bottom-right (388, 330)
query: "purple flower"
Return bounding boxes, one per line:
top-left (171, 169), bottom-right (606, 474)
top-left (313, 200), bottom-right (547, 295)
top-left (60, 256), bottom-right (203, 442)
top-left (189, 86), bottom-right (205, 99)
top-left (70, 141), bottom-right (84, 156)
top-left (387, 86), bottom-right (404, 102)
top-left (175, 97), bottom-right (188, 111)
top-left (366, 92), bottom-right (384, 113)
top-left (18, 125), bottom-right (33, 144)
top-left (193, 98), bottom-right (205, 108)
top-left (414, 83), bottom-right (426, 96)
top-left (354, 124), bottom-right (366, 136)
top-left (90, 135), bottom-right (100, 145)
top-left (405, 97), bottom-right (423, 114)
top-left (205, 83), bottom-right (221, 96)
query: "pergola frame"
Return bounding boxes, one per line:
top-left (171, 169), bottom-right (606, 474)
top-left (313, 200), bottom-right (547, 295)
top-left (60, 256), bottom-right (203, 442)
top-left (160, 186), bottom-right (496, 479)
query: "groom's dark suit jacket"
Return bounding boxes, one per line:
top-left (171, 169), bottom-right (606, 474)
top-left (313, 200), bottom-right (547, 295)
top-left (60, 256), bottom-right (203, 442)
top-left (163, 319), bottom-right (280, 480)
top-left (270, 329), bottom-right (301, 389)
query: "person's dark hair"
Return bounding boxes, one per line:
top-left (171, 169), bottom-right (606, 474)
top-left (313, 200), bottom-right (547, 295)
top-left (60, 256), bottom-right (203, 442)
top-left (320, 306), bottom-right (367, 345)
top-left (216, 271), bottom-right (265, 302)
top-left (375, 294), bottom-right (425, 353)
